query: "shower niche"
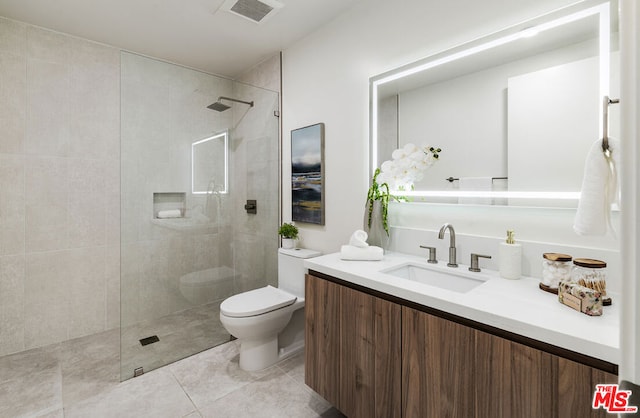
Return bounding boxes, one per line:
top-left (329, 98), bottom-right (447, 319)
top-left (152, 192), bottom-right (186, 218)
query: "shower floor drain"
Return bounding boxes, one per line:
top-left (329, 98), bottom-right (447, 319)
top-left (139, 335), bottom-right (159, 346)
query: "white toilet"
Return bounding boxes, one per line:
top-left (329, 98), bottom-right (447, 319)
top-left (219, 247), bottom-right (320, 371)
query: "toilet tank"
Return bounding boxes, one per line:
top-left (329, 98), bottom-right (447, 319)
top-left (278, 248), bottom-right (321, 297)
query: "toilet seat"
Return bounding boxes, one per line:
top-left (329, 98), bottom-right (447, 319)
top-left (220, 285), bottom-right (296, 318)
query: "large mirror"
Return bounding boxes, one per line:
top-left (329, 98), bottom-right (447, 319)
top-left (192, 131), bottom-right (228, 194)
top-left (370, 0), bottom-right (619, 207)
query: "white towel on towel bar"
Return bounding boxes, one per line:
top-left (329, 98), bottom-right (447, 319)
top-left (573, 137), bottom-right (620, 236)
top-left (458, 177), bottom-right (493, 205)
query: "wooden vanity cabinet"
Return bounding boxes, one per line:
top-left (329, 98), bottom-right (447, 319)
top-left (405, 306), bottom-right (617, 418)
top-left (305, 273), bottom-right (617, 418)
top-left (305, 274), bottom-right (401, 418)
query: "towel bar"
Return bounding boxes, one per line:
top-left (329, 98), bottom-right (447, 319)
top-left (445, 176), bottom-right (508, 183)
top-left (602, 95), bottom-right (620, 154)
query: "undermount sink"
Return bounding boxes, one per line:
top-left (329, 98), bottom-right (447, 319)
top-left (381, 262), bottom-right (489, 293)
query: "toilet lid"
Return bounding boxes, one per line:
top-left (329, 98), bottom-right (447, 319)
top-left (220, 285), bottom-right (296, 318)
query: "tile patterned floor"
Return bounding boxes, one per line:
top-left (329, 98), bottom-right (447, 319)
top-left (120, 301), bottom-right (231, 380)
top-left (0, 331), bottom-right (344, 418)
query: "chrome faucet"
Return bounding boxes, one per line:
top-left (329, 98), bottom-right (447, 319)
top-left (438, 223), bottom-right (458, 267)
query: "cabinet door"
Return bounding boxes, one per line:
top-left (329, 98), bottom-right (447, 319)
top-left (305, 274), bottom-right (341, 407)
top-left (373, 296), bottom-right (402, 418)
top-left (474, 328), bottom-right (558, 418)
top-left (402, 307), bottom-right (475, 418)
top-left (476, 329), bottom-right (617, 418)
top-left (340, 285), bottom-right (375, 418)
top-left (305, 274), bottom-right (401, 418)
top-left (340, 286), bottom-right (401, 418)
top-left (559, 358), bottom-right (618, 418)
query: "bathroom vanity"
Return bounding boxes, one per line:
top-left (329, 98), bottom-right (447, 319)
top-left (304, 252), bottom-right (618, 418)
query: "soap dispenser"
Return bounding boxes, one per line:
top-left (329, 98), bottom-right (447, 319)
top-left (499, 230), bottom-right (522, 280)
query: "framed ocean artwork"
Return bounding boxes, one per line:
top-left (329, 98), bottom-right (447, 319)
top-left (291, 123), bottom-right (325, 225)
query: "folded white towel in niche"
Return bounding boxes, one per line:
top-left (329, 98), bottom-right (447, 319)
top-left (340, 245), bottom-right (383, 261)
top-left (458, 177), bottom-right (493, 205)
top-left (157, 209), bottom-right (182, 219)
top-left (348, 230), bottom-right (369, 248)
top-left (574, 138), bottom-right (620, 236)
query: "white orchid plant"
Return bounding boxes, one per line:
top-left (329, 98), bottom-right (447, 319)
top-left (366, 143), bottom-right (441, 236)
top-left (377, 143), bottom-right (441, 191)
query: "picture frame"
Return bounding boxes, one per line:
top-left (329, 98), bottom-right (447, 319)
top-left (291, 123), bottom-right (325, 225)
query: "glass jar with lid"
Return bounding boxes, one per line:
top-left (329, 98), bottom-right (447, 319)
top-left (541, 253), bottom-right (572, 293)
top-left (571, 258), bottom-right (611, 305)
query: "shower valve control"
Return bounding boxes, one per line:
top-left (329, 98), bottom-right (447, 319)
top-left (244, 200), bottom-right (257, 214)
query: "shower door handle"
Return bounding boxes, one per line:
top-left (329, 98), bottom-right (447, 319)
top-left (244, 200), bottom-right (257, 214)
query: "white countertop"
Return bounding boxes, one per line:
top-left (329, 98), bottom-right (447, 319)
top-left (305, 252), bottom-right (619, 365)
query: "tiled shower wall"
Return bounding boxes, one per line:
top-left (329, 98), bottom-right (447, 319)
top-left (119, 52), bottom-right (233, 326)
top-left (119, 53), bottom-right (281, 328)
top-left (119, 53), bottom-right (280, 376)
top-left (0, 18), bottom-right (120, 355)
top-left (0, 16), bottom-right (282, 357)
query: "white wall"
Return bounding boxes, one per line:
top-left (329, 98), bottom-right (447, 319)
top-left (619, 0), bottom-right (640, 387)
top-left (281, 0), bottom-right (592, 255)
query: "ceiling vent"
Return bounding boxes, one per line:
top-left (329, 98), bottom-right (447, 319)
top-left (220, 0), bottom-right (284, 24)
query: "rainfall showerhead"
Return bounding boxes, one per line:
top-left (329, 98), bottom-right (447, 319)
top-left (207, 102), bottom-right (231, 112)
top-left (207, 96), bottom-right (254, 112)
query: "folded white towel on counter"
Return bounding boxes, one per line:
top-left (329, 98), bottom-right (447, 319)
top-left (574, 137), bottom-right (620, 236)
top-left (157, 209), bottom-right (182, 219)
top-left (348, 230), bottom-right (369, 248)
top-left (458, 177), bottom-right (493, 205)
top-left (340, 245), bottom-right (383, 261)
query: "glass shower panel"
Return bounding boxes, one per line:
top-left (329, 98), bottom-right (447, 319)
top-left (120, 52), bottom-right (280, 380)
top-left (228, 81), bottom-right (280, 295)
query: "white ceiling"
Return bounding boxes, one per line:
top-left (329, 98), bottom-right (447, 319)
top-left (0, 0), bottom-right (360, 77)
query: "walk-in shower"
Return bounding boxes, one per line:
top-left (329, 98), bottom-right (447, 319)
top-left (120, 52), bottom-right (279, 380)
top-left (207, 96), bottom-right (255, 112)
top-left (0, 22), bottom-right (281, 416)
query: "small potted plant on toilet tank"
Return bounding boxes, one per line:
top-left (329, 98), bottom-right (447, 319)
top-left (278, 222), bottom-right (299, 249)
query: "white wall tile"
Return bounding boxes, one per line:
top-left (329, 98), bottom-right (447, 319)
top-left (0, 22), bottom-right (122, 354)
top-left (104, 159), bottom-right (120, 247)
top-left (67, 57), bottom-right (119, 160)
top-left (0, 154), bottom-right (25, 256)
top-left (67, 158), bottom-right (106, 248)
top-left (0, 17), bottom-right (26, 56)
top-left (105, 244), bottom-right (120, 330)
top-left (237, 53), bottom-right (281, 93)
top-left (0, 255), bottom-right (25, 356)
top-left (0, 53), bottom-right (26, 154)
top-left (67, 247), bottom-right (106, 339)
top-left (25, 60), bottom-right (69, 157)
top-left (26, 26), bottom-right (71, 64)
top-left (24, 251), bottom-right (69, 349)
top-left (24, 156), bottom-right (69, 251)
